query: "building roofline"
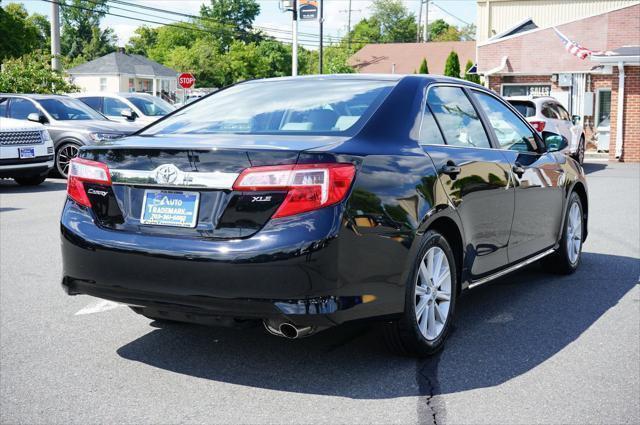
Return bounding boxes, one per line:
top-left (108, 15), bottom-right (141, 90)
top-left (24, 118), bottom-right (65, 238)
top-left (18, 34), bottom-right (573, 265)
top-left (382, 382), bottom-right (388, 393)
top-left (477, 3), bottom-right (640, 47)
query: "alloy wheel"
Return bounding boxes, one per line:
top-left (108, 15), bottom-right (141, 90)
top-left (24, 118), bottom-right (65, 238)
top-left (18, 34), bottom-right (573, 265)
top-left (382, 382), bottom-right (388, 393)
top-left (566, 202), bottom-right (582, 264)
top-left (578, 140), bottom-right (585, 164)
top-left (57, 144), bottom-right (79, 178)
top-left (415, 246), bottom-right (452, 341)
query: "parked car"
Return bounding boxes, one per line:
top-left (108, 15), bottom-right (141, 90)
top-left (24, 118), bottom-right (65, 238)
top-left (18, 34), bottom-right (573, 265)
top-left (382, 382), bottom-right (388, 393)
top-left (70, 92), bottom-right (175, 125)
top-left (60, 75), bottom-right (588, 357)
top-left (0, 94), bottom-right (141, 177)
top-left (0, 117), bottom-right (54, 185)
top-left (506, 96), bottom-right (586, 164)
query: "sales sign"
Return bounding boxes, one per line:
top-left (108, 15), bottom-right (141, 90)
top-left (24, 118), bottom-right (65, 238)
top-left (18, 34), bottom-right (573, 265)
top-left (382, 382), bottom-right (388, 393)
top-left (298, 0), bottom-right (318, 21)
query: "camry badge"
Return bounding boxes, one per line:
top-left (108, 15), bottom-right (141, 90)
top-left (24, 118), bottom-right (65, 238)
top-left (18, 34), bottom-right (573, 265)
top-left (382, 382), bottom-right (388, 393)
top-left (155, 164), bottom-right (180, 185)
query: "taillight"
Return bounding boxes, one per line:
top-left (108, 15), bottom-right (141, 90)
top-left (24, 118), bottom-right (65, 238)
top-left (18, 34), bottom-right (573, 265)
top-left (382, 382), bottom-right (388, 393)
top-left (233, 163), bottom-right (356, 218)
top-left (529, 120), bottom-right (546, 132)
top-left (67, 158), bottom-right (111, 207)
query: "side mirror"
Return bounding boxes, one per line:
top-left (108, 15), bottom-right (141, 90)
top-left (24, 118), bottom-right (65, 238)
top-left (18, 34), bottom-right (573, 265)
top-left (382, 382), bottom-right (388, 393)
top-left (543, 131), bottom-right (569, 152)
top-left (27, 112), bottom-right (48, 124)
top-left (571, 115), bottom-right (581, 125)
top-left (120, 108), bottom-right (136, 121)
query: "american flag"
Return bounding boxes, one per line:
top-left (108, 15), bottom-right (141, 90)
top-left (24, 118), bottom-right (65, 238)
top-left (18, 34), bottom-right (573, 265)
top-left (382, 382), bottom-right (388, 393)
top-left (553, 28), bottom-right (613, 59)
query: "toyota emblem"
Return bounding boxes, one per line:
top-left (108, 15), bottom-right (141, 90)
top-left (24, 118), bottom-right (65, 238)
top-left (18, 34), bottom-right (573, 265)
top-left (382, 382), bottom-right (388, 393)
top-left (155, 164), bottom-right (180, 184)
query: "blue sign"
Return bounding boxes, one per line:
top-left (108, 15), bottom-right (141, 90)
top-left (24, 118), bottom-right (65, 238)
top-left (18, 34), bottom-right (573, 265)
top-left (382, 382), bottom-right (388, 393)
top-left (141, 190), bottom-right (200, 228)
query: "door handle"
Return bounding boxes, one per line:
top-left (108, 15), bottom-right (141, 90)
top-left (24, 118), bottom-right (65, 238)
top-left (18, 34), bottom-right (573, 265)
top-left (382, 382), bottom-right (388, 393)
top-left (441, 162), bottom-right (461, 178)
top-left (512, 163), bottom-right (525, 178)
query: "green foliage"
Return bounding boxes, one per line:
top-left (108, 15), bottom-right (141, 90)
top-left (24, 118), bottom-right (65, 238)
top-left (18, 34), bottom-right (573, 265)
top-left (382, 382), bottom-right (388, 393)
top-left (0, 3), bottom-right (49, 61)
top-left (428, 19), bottom-right (462, 41)
top-left (459, 24), bottom-right (477, 41)
top-left (199, 0), bottom-right (261, 48)
top-left (464, 59), bottom-right (480, 84)
top-left (371, 0), bottom-right (417, 43)
top-left (60, 0), bottom-right (116, 63)
top-left (418, 58), bottom-right (429, 74)
top-left (126, 26), bottom-right (159, 56)
top-left (0, 50), bottom-right (79, 94)
top-left (444, 51), bottom-right (461, 78)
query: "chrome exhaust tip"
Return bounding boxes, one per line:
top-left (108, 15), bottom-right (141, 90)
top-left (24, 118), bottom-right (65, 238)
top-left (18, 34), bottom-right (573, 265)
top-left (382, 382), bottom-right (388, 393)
top-left (263, 320), bottom-right (314, 339)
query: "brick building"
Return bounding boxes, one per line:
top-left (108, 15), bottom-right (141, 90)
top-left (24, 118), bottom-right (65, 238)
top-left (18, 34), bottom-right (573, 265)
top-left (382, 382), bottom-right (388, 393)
top-left (477, 4), bottom-right (640, 161)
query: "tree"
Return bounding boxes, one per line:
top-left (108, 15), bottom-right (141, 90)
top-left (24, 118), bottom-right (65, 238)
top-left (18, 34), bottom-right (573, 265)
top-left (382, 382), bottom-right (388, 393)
top-left (199, 0), bottom-right (261, 48)
top-left (60, 0), bottom-right (116, 62)
top-left (0, 51), bottom-right (78, 94)
top-left (0, 3), bottom-right (49, 61)
top-left (444, 51), bottom-right (461, 78)
top-left (371, 0), bottom-right (417, 43)
top-left (126, 26), bottom-right (159, 56)
top-left (433, 26), bottom-right (461, 41)
top-left (428, 19), bottom-right (450, 41)
top-left (459, 24), bottom-right (477, 41)
top-left (418, 58), bottom-right (429, 74)
top-left (464, 59), bottom-right (480, 84)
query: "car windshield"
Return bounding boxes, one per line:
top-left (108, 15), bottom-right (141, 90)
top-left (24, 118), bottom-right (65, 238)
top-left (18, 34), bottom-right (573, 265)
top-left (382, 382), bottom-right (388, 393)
top-left (38, 97), bottom-right (105, 121)
top-left (508, 101), bottom-right (536, 117)
top-left (141, 79), bottom-right (396, 136)
top-left (126, 95), bottom-right (173, 117)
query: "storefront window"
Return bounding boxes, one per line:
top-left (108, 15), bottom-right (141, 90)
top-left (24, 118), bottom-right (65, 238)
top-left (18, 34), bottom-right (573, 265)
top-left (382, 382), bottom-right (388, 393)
top-left (502, 85), bottom-right (551, 97)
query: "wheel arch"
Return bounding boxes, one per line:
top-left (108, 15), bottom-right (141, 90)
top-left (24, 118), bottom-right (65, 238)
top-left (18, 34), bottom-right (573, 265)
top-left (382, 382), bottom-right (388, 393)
top-left (423, 214), bottom-right (464, 294)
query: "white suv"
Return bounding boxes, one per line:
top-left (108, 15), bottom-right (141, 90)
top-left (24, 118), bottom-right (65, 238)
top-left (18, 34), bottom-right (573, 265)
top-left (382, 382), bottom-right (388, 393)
top-left (70, 92), bottom-right (175, 126)
top-left (0, 117), bottom-right (54, 185)
top-left (506, 96), bottom-right (585, 164)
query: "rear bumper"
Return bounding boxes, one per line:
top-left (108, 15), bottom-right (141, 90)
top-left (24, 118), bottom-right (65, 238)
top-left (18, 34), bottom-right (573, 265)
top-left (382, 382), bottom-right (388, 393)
top-left (61, 199), bottom-right (399, 326)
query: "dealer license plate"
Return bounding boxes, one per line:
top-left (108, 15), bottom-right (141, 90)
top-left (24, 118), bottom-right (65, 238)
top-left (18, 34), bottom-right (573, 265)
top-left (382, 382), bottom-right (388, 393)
top-left (19, 147), bottom-right (35, 159)
top-left (140, 190), bottom-right (200, 228)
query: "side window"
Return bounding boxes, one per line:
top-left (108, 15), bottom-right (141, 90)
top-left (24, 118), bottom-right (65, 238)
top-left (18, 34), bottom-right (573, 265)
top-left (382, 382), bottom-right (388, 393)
top-left (80, 97), bottom-right (103, 113)
top-left (0, 98), bottom-right (8, 117)
top-left (426, 86), bottom-right (490, 148)
top-left (556, 104), bottom-right (571, 121)
top-left (103, 97), bottom-right (129, 116)
top-left (541, 103), bottom-right (559, 119)
top-left (473, 91), bottom-right (539, 152)
top-left (8, 98), bottom-right (39, 120)
top-left (419, 105), bottom-right (445, 145)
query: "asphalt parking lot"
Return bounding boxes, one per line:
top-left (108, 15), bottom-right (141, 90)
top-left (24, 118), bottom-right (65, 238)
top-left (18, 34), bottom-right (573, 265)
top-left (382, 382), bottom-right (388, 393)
top-left (1, 160), bottom-right (638, 425)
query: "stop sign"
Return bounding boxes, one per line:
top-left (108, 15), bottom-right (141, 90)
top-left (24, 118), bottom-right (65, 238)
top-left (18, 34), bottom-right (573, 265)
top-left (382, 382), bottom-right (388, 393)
top-left (178, 73), bottom-right (195, 89)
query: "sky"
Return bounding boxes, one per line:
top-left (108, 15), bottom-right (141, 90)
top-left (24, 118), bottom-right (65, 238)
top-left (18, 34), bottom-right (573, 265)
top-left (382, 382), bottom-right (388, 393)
top-left (13, 0), bottom-right (477, 48)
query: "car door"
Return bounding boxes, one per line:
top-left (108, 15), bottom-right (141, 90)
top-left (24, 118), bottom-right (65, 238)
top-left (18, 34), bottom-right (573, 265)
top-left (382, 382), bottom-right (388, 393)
top-left (471, 90), bottom-right (564, 263)
top-left (102, 97), bottom-right (130, 122)
top-left (421, 85), bottom-right (515, 279)
top-left (555, 103), bottom-right (580, 151)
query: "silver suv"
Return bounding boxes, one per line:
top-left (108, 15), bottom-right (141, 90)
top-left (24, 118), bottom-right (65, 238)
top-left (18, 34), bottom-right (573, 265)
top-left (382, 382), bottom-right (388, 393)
top-left (0, 94), bottom-right (142, 177)
top-left (0, 117), bottom-right (54, 185)
top-left (506, 96), bottom-right (585, 164)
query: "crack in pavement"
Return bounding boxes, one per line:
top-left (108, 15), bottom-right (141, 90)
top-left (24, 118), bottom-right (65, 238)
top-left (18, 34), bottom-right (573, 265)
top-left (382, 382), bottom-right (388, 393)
top-left (416, 351), bottom-right (445, 425)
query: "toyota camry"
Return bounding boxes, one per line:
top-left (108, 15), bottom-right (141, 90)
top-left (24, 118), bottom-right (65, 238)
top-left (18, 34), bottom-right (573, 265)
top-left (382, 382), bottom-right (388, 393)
top-left (60, 75), bottom-right (588, 356)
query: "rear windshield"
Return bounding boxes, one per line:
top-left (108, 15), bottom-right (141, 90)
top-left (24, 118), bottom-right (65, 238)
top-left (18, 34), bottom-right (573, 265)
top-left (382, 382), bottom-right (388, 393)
top-left (141, 79), bottom-right (396, 136)
top-left (508, 100), bottom-right (536, 117)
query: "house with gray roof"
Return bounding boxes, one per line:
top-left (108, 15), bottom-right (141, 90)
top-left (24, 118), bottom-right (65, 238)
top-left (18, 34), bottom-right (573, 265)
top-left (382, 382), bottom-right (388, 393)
top-left (67, 50), bottom-right (178, 97)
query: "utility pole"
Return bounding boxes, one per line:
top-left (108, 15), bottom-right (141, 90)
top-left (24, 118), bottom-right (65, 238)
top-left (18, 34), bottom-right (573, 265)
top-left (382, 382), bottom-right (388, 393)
top-left (292, 0), bottom-right (298, 76)
top-left (51, 0), bottom-right (61, 71)
top-left (340, 0), bottom-right (360, 51)
top-left (417, 0), bottom-right (423, 42)
top-left (423, 0), bottom-right (429, 43)
top-left (319, 0), bottom-right (324, 74)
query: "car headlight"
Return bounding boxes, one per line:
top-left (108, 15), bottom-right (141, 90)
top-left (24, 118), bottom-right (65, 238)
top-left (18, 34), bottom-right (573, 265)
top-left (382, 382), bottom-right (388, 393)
top-left (41, 130), bottom-right (52, 141)
top-left (89, 132), bottom-right (124, 141)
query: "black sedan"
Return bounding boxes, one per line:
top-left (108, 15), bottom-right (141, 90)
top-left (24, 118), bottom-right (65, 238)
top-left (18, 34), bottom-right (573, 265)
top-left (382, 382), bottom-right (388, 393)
top-left (60, 75), bottom-right (588, 357)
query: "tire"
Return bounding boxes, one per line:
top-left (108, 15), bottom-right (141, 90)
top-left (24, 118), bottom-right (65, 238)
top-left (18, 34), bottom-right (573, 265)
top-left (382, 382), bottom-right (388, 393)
top-left (14, 175), bottom-right (47, 186)
top-left (384, 230), bottom-right (458, 357)
top-left (573, 136), bottom-right (585, 165)
top-left (546, 192), bottom-right (584, 274)
top-left (55, 142), bottom-right (81, 178)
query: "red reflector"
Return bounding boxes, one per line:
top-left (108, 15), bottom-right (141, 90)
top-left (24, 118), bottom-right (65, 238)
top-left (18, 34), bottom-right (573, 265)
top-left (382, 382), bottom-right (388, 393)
top-left (529, 120), bottom-right (546, 132)
top-left (67, 158), bottom-right (111, 207)
top-left (233, 163), bottom-right (356, 218)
